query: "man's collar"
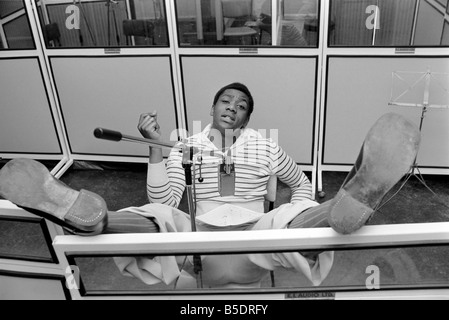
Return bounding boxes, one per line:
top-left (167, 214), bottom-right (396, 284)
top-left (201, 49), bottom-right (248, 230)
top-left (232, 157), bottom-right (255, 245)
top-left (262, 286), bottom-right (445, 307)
top-left (196, 124), bottom-right (262, 151)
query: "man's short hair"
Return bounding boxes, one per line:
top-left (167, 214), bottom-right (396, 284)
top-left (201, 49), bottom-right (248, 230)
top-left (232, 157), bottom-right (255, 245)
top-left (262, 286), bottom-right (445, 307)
top-left (213, 82), bottom-right (254, 116)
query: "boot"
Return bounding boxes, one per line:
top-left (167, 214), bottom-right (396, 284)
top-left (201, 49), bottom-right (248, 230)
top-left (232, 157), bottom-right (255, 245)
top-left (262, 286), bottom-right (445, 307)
top-left (0, 158), bottom-right (108, 235)
top-left (328, 113), bottom-right (421, 235)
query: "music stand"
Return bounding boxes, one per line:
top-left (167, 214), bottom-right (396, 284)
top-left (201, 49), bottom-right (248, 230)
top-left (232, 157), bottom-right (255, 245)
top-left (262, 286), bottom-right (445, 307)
top-left (379, 69), bottom-right (449, 210)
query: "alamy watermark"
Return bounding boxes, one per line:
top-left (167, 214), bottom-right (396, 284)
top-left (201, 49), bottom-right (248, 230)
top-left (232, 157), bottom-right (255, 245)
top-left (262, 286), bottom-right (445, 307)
top-left (168, 120), bottom-right (280, 168)
top-left (365, 265), bottom-right (380, 290)
top-left (65, 5), bottom-right (80, 30)
top-left (64, 4), bottom-right (381, 32)
top-left (366, 5), bottom-right (380, 30)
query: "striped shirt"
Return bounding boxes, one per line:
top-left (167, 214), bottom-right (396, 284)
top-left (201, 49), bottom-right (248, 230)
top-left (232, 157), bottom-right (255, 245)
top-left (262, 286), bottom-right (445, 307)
top-left (146, 124), bottom-right (312, 208)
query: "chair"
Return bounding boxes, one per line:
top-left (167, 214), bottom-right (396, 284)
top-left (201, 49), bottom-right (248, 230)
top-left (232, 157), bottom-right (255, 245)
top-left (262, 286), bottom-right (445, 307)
top-left (43, 23), bottom-right (62, 47)
top-left (221, 0), bottom-right (258, 45)
top-left (257, 13), bottom-right (272, 45)
top-left (123, 19), bottom-right (155, 46)
top-left (265, 174), bottom-right (277, 211)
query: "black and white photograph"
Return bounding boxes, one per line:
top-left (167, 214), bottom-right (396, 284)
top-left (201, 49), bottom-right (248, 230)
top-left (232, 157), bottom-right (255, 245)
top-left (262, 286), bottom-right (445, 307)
top-left (0, 0), bottom-right (448, 304)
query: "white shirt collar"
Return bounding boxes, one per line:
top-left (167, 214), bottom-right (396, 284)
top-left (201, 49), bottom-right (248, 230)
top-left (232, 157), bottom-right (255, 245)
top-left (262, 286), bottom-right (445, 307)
top-left (195, 124), bottom-right (263, 152)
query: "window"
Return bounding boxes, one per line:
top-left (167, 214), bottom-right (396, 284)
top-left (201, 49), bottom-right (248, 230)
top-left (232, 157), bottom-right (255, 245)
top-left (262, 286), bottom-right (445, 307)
top-left (329, 0), bottom-right (449, 47)
top-left (175, 0), bottom-right (320, 47)
top-left (277, 0), bottom-right (319, 47)
top-left (66, 245), bottom-right (449, 296)
top-left (0, 217), bottom-right (56, 263)
top-left (0, 0), bottom-right (35, 50)
top-left (36, 0), bottom-right (169, 48)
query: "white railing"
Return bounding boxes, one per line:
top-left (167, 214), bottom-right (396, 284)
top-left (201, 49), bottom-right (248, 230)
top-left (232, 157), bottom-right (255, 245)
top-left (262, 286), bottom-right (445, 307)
top-left (52, 222), bottom-right (449, 300)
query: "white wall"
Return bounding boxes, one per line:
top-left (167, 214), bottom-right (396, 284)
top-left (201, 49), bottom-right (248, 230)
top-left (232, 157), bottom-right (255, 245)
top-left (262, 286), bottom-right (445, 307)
top-left (50, 56), bottom-right (178, 158)
top-left (181, 56), bottom-right (317, 165)
top-left (324, 57), bottom-right (449, 168)
top-left (0, 58), bottom-right (61, 154)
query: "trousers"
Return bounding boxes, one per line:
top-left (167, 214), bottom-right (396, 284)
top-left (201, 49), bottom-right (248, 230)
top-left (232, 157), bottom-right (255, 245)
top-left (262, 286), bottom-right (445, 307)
top-left (104, 200), bottom-right (331, 234)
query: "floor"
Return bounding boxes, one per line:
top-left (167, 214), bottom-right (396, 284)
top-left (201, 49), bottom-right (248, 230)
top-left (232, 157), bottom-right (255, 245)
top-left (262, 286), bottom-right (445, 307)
top-left (1, 159), bottom-right (449, 294)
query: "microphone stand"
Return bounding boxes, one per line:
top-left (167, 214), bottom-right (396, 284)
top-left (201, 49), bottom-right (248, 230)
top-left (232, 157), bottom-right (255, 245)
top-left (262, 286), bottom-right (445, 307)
top-left (181, 145), bottom-right (203, 288)
top-left (94, 127), bottom-right (203, 288)
top-left (94, 127), bottom-right (176, 148)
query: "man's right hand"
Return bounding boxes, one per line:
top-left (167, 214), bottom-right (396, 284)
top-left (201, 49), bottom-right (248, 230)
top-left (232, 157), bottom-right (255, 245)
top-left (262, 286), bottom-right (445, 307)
top-left (138, 111), bottom-right (161, 141)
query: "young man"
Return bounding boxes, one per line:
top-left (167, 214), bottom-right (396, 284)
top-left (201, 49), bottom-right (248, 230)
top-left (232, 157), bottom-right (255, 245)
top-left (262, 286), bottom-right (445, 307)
top-left (0, 83), bottom-right (421, 288)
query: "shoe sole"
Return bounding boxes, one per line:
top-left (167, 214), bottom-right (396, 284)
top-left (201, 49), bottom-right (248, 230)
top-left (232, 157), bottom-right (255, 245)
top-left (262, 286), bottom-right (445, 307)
top-left (0, 159), bottom-right (107, 235)
top-left (328, 113), bottom-right (421, 234)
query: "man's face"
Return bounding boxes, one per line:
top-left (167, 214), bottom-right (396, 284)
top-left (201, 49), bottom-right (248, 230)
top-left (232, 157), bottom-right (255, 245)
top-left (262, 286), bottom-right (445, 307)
top-left (210, 89), bottom-right (251, 133)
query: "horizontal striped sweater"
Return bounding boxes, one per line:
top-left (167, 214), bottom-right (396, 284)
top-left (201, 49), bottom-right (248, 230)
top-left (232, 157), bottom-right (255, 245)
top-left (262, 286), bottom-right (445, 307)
top-left (147, 124), bottom-right (312, 209)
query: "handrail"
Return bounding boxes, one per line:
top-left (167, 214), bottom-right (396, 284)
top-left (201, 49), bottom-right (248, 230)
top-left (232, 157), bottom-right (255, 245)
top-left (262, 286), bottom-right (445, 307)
top-left (53, 222), bottom-right (449, 256)
top-left (50, 222), bottom-right (449, 300)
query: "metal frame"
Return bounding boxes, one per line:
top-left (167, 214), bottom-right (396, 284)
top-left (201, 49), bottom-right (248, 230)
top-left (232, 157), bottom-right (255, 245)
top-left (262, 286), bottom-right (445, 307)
top-left (0, 200), bottom-right (68, 299)
top-left (27, 0), bottom-right (184, 172)
top-left (0, 0), bottom-right (72, 178)
top-left (315, 0), bottom-right (449, 195)
top-left (52, 221), bottom-right (449, 300)
top-left (1, 0), bottom-right (447, 183)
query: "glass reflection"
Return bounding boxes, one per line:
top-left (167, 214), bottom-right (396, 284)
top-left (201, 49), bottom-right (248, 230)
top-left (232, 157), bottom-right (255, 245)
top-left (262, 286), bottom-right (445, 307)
top-left (72, 245), bottom-right (449, 294)
top-left (36, 0), bottom-right (169, 48)
top-left (176, 0), bottom-right (269, 46)
top-left (330, 0), bottom-right (449, 47)
top-left (176, 0), bottom-right (320, 47)
top-left (0, 0), bottom-right (35, 49)
top-left (0, 218), bottom-right (54, 262)
top-left (277, 0), bottom-right (319, 47)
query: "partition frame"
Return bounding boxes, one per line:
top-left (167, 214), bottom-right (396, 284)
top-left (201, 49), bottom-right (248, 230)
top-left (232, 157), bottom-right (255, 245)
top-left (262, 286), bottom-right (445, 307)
top-left (26, 0), bottom-right (184, 170)
top-left (168, 0), bottom-right (326, 198)
top-left (2, 0), bottom-right (447, 189)
top-left (0, 0), bottom-right (71, 177)
top-left (315, 0), bottom-right (449, 195)
top-left (0, 200), bottom-right (68, 299)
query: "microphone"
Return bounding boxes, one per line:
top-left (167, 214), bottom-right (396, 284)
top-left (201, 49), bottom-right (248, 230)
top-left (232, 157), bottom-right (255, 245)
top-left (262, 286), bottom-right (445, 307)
top-left (93, 127), bottom-right (176, 149)
top-left (94, 128), bottom-right (122, 141)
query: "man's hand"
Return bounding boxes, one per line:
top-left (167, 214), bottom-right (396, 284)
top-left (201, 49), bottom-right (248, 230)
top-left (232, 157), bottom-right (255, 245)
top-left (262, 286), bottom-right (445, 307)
top-left (138, 111), bottom-right (161, 140)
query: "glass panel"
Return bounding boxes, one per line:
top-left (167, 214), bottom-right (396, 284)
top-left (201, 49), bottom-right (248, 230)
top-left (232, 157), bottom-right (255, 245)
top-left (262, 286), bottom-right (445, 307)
top-left (436, 0), bottom-right (448, 8)
top-left (0, 217), bottom-right (55, 262)
top-left (176, 0), bottom-right (263, 46)
top-left (374, 0), bottom-right (415, 47)
top-left (329, 0), bottom-right (376, 46)
top-left (0, 0), bottom-right (35, 50)
top-left (442, 21), bottom-right (449, 45)
top-left (330, 0), bottom-right (449, 47)
top-left (36, 0), bottom-right (168, 48)
top-left (3, 13), bottom-right (34, 49)
top-left (0, 0), bottom-right (23, 19)
top-left (277, 0), bottom-right (319, 47)
top-left (176, 0), bottom-right (320, 47)
top-left (0, 275), bottom-right (66, 300)
top-left (71, 245), bottom-right (449, 295)
top-left (413, 0), bottom-right (446, 46)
